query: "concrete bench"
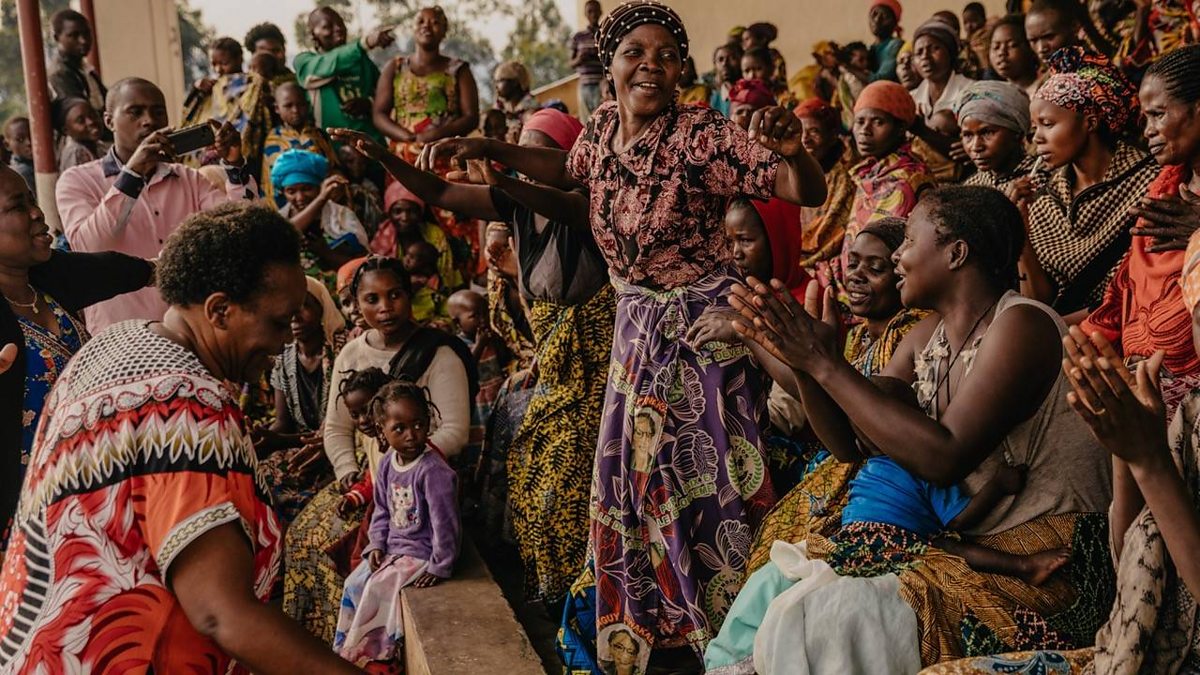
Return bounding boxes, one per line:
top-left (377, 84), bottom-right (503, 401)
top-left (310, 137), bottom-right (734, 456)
top-left (402, 538), bottom-right (546, 674)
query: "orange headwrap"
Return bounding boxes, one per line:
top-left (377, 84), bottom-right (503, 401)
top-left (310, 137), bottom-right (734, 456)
top-left (337, 256), bottom-right (368, 293)
top-left (854, 80), bottom-right (917, 127)
top-left (871, 0), bottom-right (902, 24)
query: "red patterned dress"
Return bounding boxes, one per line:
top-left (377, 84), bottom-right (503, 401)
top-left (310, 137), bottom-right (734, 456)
top-left (0, 320), bottom-right (281, 674)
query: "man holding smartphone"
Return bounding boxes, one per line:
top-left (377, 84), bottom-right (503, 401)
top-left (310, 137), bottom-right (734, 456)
top-left (56, 77), bottom-right (257, 334)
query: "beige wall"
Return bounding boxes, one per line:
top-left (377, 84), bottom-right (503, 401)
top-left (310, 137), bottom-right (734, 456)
top-left (575, 0), bottom-right (1008, 77)
top-left (93, 0), bottom-right (186, 121)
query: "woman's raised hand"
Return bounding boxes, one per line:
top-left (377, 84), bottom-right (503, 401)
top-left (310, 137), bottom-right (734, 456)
top-left (417, 137), bottom-right (490, 174)
top-left (1063, 328), bottom-right (1170, 467)
top-left (748, 107), bottom-right (805, 158)
top-left (1129, 184), bottom-right (1200, 252)
top-left (328, 128), bottom-right (387, 160)
top-left (728, 277), bottom-right (839, 372)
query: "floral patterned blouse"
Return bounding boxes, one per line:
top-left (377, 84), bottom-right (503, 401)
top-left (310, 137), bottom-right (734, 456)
top-left (567, 100), bottom-right (780, 290)
top-left (17, 293), bottom-right (87, 473)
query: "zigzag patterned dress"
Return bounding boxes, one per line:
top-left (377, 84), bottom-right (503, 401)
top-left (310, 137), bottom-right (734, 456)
top-left (0, 321), bottom-right (280, 673)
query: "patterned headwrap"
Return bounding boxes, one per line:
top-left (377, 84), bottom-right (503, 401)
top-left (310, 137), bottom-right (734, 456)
top-left (955, 80), bottom-right (1032, 135)
top-left (794, 97), bottom-right (841, 131)
top-left (1182, 227), bottom-right (1200, 316)
top-left (729, 78), bottom-right (777, 109)
top-left (854, 80), bottom-right (917, 126)
top-left (597, 0), bottom-right (689, 69)
top-left (270, 149), bottom-right (329, 190)
top-left (913, 18), bottom-right (960, 54)
top-left (493, 60), bottom-right (532, 92)
top-left (1034, 46), bottom-right (1139, 137)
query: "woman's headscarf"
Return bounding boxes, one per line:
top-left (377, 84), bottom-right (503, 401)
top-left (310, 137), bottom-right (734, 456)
top-left (729, 78), bottom-right (777, 109)
top-left (871, 0), bottom-right (903, 25)
top-left (955, 80), bottom-right (1032, 135)
top-left (854, 80), bottom-right (917, 126)
top-left (371, 182), bottom-right (427, 257)
top-left (384, 181), bottom-right (425, 211)
top-left (751, 198), bottom-right (812, 301)
top-left (493, 61), bottom-right (532, 93)
top-left (597, 0), bottom-right (689, 69)
top-left (913, 18), bottom-right (960, 55)
top-left (521, 108), bottom-right (585, 150)
top-left (337, 256), bottom-right (368, 295)
top-left (305, 275), bottom-right (345, 345)
top-left (794, 97), bottom-right (841, 132)
top-left (269, 149), bottom-right (329, 190)
top-left (1034, 45), bottom-right (1139, 137)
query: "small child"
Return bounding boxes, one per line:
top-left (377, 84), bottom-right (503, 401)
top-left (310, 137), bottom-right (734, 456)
top-left (335, 381), bottom-right (460, 669)
top-left (403, 240), bottom-right (448, 324)
top-left (261, 81), bottom-right (338, 205)
top-left (54, 98), bottom-right (105, 172)
top-left (741, 47), bottom-right (791, 106)
top-left (835, 41), bottom-right (869, 111)
top-left (181, 37), bottom-right (271, 176)
top-left (3, 116), bottom-right (34, 196)
top-left (448, 289), bottom-right (510, 455)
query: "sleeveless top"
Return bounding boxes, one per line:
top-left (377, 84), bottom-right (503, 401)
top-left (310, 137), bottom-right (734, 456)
top-left (912, 291), bottom-right (1112, 535)
top-left (390, 55), bottom-right (466, 133)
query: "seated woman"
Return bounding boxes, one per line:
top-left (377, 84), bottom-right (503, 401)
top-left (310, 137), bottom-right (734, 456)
top-left (957, 80), bottom-right (1036, 193)
top-left (792, 98), bottom-right (854, 271)
top-left (1079, 45), bottom-right (1200, 417)
top-left (0, 165), bottom-right (152, 552)
top-left (825, 81), bottom-right (934, 301)
top-left (283, 255), bottom-right (471, 643)
top-left (739, 218), bottom-right (925, 570)
top-left (1014, 46), bottom-right (1157, 321)
top-left (271, 149), bottom-right (370, 279)
top-left (370, 181), bottom-right (463, 290)
top-left (923, 205), bottom-right (1200, 675)
top-left (0, 202), bottom-right (360, 673)
top-left (907, 18), bottom-right (976, 183)
top-left (255, 276), bottom-right (346, 526)
top-left (714, 186), bottom-right (1113, 672)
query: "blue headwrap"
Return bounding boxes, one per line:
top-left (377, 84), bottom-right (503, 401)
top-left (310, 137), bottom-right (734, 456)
top-left (270, 149), bottom-right (329, 191)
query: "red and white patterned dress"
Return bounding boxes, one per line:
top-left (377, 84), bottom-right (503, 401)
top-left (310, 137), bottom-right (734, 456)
top-left (0, 320), bottom-right (281, 674)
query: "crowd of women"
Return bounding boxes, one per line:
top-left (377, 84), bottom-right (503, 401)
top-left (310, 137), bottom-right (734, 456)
top-left (1, 0), bottom-right (1200, 672)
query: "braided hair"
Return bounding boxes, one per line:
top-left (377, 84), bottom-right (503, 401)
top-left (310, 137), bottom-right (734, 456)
top-left (370, 380), bottom-right (441, 428)
top-left (1144, 44), bottom-right (1200, 106)
top-left (337, 367), bottom-right (392, 405)
top-left (926, 186), bottom-right (1025, 291)
top-left (348, 255), bottom-right (411, 300)
top-left (596, 0), bottom-right (689, 70)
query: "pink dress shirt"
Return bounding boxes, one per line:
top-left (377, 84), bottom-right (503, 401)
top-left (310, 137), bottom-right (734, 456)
top-left (56, 149), bottom-right (256, 333)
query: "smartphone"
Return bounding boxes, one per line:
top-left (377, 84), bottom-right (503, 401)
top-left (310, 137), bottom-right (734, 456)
top-left (166, 124), bottom-right (216, 156)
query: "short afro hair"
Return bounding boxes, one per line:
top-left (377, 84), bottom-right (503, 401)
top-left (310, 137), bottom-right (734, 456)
top-left (50, 9), bottom-right (88, 38)
top-left (925, 185), bottom-right (1025, 290)
top-left (211, 37), bottom-right (243, 61)
top-left (158, 202), bottom-right (301, 307)
top-left (244, 22), bottom-right (286, 53)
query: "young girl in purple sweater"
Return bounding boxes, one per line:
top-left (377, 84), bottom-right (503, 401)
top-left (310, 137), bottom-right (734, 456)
top-left (334, 380), bottom-right (460, 668)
